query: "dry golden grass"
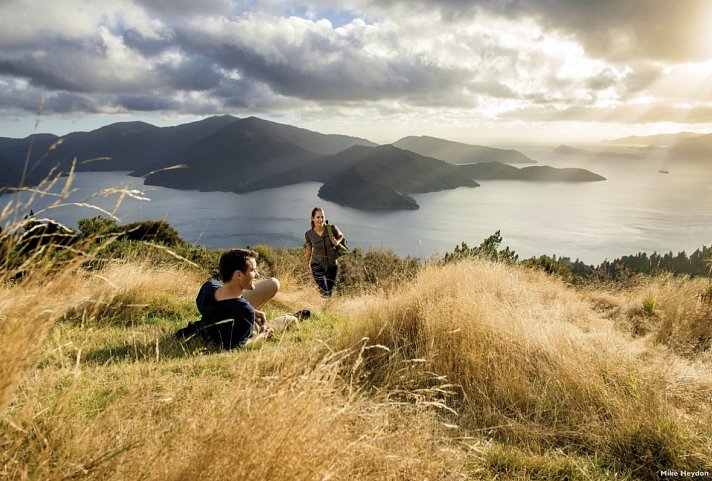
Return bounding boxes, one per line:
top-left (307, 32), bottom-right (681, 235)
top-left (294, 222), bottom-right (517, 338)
top-left (1, 254), bottom-right (467, 480)
top-left (58, 260), bottom-right (204, 326)
top-left (587, 275), bottom-right (712, 357)
top-left (337, 259), bottom-right (712, 478)
top-left (2, 244), bottom-right (711, 480)
top-left (3, 345), bottom-right (465, 481)
top-left (265, 246), bottom-right (313, 293)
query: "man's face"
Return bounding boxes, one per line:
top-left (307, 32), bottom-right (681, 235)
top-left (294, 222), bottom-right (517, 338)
top-left (236, 257), bottom-right (258, 291)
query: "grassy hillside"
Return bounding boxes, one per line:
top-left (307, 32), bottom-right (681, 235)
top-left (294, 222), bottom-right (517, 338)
top-left (0, 187), bottom-right (710, 480)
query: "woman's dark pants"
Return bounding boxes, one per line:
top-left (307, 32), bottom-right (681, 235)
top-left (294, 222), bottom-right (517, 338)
top-left (311, 262), bottom-right (338, 296)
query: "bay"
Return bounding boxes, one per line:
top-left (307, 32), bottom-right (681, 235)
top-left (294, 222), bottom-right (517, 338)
top-left (2, 148), bottom-right (711, 265)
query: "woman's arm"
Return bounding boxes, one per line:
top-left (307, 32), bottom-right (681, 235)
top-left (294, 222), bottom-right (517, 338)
top-left (305, 242), bottom-right (312, 272)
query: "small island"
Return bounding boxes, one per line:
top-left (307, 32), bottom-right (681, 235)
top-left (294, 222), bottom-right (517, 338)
top-left (317, 145), bottom-right (479, 209)
top-left (459, 161), bottom-right (606, 182)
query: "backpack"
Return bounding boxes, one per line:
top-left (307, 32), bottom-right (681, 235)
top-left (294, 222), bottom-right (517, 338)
top-left (326, 223), bottom-right (349, 256)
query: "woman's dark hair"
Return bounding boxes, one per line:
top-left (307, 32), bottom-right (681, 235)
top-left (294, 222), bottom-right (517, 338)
top-left (219, 248), bottom-right (258, 282)
top-left (310, 207), bottom-right (324, 229)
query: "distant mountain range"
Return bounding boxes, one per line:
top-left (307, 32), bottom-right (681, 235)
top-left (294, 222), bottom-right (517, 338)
top-left (0, 116), bottom-right (240, 187)
top-left (602, 133), bottom-right (701, 146)
top-left (0, 116), bottom-right (606, 209)
top-left (553, 145), bottom-right (643, 159)
top-left (604, 132), bottom-right (712, 161)
top-left (135, 116), bottom-right (377, 194)
top-left (668, 133), bottom-right (712, 156)
top-left (393, 135), bottom-right (535, 164)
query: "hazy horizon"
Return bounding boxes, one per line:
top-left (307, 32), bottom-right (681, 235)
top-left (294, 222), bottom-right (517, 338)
top-left (3, 1), bottom-right (712, 144)
top-left (3, 114), bottom-right (711, 151)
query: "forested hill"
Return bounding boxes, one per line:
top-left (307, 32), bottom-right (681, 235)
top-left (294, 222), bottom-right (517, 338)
top-left (0, 116), bottom-right (375, 190)
top-left (317, 145), bottom-right (479, 209)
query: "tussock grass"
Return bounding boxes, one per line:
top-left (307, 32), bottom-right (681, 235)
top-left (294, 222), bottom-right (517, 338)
top-left (2, 331), bottom-right (465, 480)
top-left (58, 261), bottom-right (203, 326)
top-left (338, 259), bottom-right (712, 478)
top-left (594, 275), bottom-right (712, 357)
top-left (0, 244), bottom-right (102, 412)
top-left (1, 232), bottom-right (463, 480)
top-left (256, 245), bottom-right (313, 293)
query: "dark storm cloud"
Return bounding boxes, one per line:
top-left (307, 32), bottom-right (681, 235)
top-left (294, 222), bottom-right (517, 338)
top-left (0, 82), bottom-right (52, 112)
top-left (0, 30), bottom-right (220, 97)
top-left (132, 0), bottom-right (231, 15)
top-left (123, 28), bottom-right (175, 56)
top-left (0, 80), bottom-right (99, 113)
top-left (115, 94), bottom-right (180, 111)
top-left (1, 0), bottom-right (705, 127)
top-left (234, 52), bottom-right (466, 102)
top-left (2, 2), bottom-right (475, 113)
top-left (211, 76), bottom-right (276, 107)
top-left (0, 54), bottom-right (96, 93)
top-left (0, 35), bottom-right (151, 94)
top-left (157, 56), bottom-right (223, 91)
top-left (45, 92), bottom-right (102, 113)
top-left (360, 0), bottom-right (712, 62)
top-left (173, 23), bottom-right (470, 104)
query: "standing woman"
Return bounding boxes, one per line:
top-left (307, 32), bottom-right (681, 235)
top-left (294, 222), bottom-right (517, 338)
top-left (305, 207), bottom-right (344, 296)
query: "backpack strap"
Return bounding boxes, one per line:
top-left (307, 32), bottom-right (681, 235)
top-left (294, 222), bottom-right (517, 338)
top-left (326, 223), bottom-right (336, 245)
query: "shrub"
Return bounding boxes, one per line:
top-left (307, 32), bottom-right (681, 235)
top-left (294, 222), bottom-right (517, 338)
top-left (77, 216), bottom-right (119, 237)
top-left (444, 230), bottom-right (518, 264)
top-left (337, 248), bottom-right (421, 294)
top-left (118, 220), bottom-right (184, 247)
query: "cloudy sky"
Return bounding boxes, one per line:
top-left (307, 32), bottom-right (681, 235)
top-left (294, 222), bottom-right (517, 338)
top-left (2, 0), bottom-right (712, 144)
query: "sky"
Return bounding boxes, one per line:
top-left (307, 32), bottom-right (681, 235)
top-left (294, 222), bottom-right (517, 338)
top-left (2, 0), bottom-right (712, 145)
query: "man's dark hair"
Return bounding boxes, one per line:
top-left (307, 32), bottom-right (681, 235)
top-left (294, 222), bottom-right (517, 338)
top-left (219, 248), bottom-right (258, 282)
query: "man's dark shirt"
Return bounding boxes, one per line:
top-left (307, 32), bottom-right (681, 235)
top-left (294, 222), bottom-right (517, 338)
top-left (195, 278), bottom-right (255, 349)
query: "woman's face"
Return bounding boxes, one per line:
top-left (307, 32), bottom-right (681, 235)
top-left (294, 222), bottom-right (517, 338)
top-left (312, 210), bottom-right (325, 227)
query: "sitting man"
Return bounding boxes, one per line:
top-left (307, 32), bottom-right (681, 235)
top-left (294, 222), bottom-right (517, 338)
top-left (178, 248), bottom-right (297, 349)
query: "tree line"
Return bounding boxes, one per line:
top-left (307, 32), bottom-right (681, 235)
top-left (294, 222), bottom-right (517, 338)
top-left (444, 231), bottom-right (712, 281)
top-left (525, 246), bottom-right (712, 281)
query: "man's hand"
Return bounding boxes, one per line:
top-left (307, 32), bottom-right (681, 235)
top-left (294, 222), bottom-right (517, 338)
top-left (255, 309), bottom-right (267, 327)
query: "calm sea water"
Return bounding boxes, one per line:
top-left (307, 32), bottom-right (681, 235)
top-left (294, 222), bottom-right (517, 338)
top-left (2, 147), bottom-right (711, 265)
